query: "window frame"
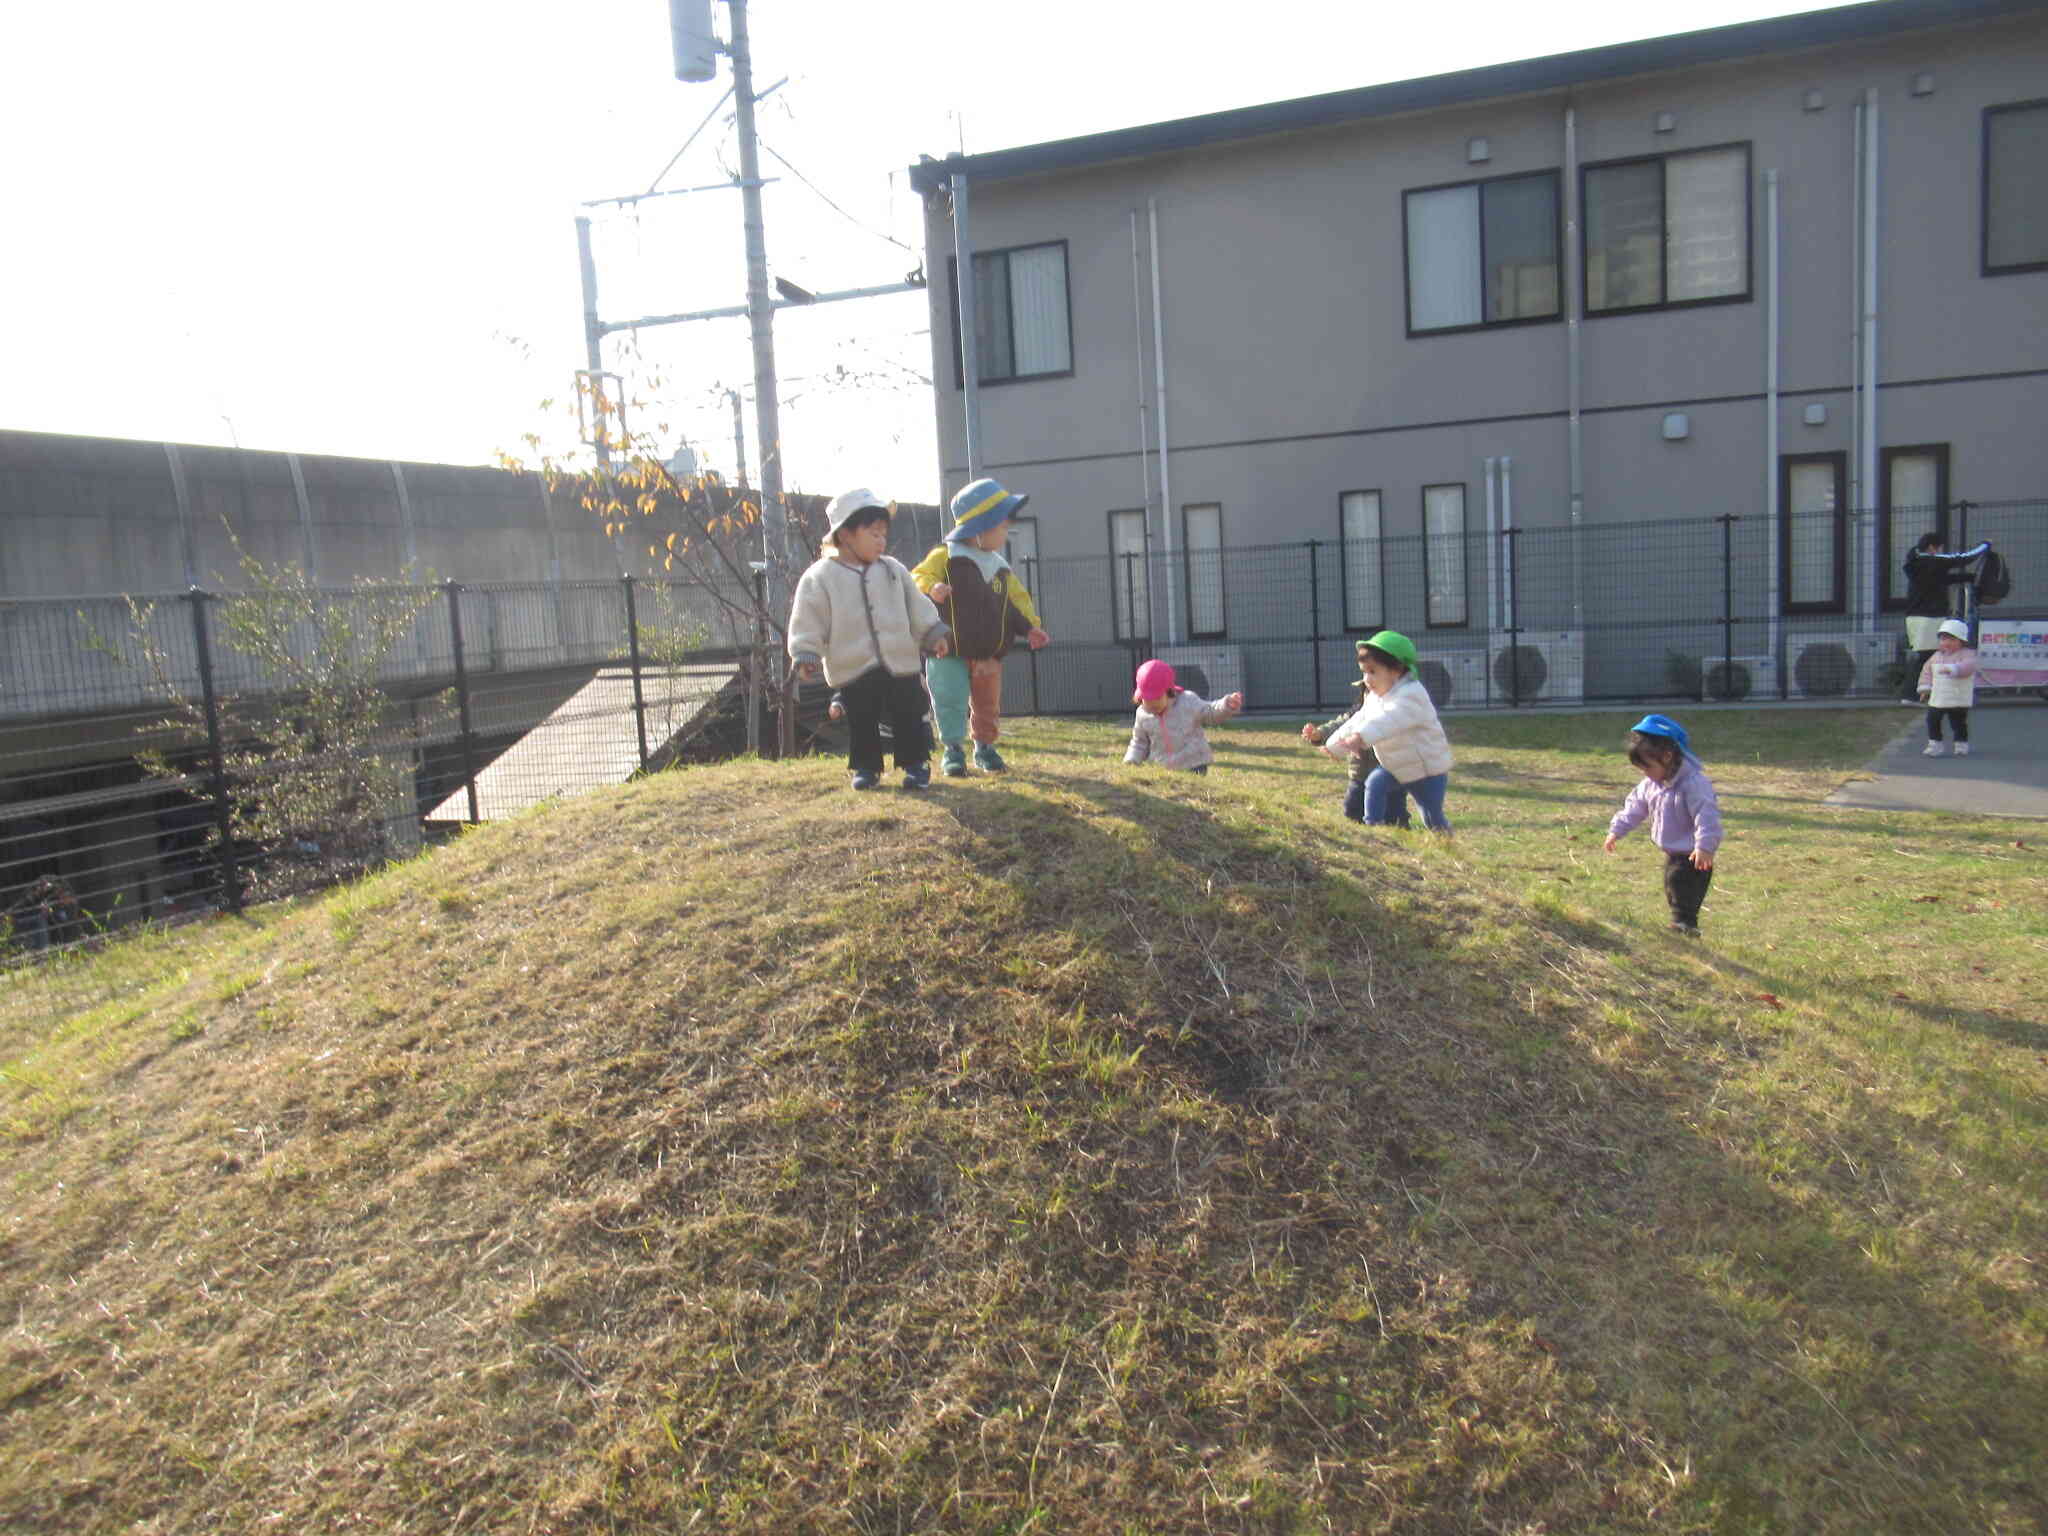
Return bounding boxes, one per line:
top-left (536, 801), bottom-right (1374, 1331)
top-left (1338, 489), bottom-right (1386, 634)
top-left (1179, 502), bottom-right (1227, 640)
top-left (1106, 507), bottom-right (1150, 642)
top-left (947, 239), bottom-right (1076, 387)
top-left (1982, 99), bottom-right (2048, 277)
top-left (1401, 168), bottom-right (1564, 338)
top-left (1005, 514), bottom-right (1041, 624)
top-left (1421, 482), bottom-right (1471, 630)
top-left (1581, 142), bottom-right (1754, 318)
top-left (1877, 444), bottom-right (1951, 614)
top-left (1779, 451), bottom-right (1849, 616)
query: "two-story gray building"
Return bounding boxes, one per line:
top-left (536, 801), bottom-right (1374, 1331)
top-left (910, 0), bottom-right (2048, 708)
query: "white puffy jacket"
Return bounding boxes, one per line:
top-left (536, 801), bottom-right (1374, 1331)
top-left (787, 555), bottom-right (947, 687)
top-left (1323, 675), bottom-right (1453, 783)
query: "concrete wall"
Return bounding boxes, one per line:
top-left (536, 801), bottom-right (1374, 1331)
top-left (0, 429), bottom-right (947, 601)
top-left (920, 7), bottom-right (2048, 581)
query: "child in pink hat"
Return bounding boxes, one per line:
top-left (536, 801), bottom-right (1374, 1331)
top-left (1122, 660), bottom-right (1243, 774)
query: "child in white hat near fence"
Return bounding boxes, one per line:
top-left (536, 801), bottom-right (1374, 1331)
top-left (787, 489), bottom-right (950, 791)
top-left (1916, 618), bottom-right (1979, 757)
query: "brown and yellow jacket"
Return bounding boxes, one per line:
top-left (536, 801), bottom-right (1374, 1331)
top-left (909, 543), bottom-right (1041, 662)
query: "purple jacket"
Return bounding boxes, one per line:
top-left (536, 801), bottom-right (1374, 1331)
top-left (1608, 754), bottom-right (1723, 855)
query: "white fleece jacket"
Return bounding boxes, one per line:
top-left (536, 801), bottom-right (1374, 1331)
top-left (787, 555), bottom-right (947, 687)
top-left (1322, 675), bottom-right (1453, 783)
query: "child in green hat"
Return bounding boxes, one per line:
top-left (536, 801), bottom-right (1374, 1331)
top-left (1318, 630), bottom-right (1454, 832)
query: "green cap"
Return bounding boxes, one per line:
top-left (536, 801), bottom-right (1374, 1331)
top-left (1361, 629), bottom-right (1418, 673)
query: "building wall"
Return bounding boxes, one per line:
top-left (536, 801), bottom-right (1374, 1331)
top-left (923, 8), bottom-right (2048, 592)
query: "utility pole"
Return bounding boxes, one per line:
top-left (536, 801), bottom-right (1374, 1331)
top-left (725, 0), bottom-right (794, 614)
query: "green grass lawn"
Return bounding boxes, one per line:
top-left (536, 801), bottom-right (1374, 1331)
top-left (2, 706), bottom-right (2042, 1534)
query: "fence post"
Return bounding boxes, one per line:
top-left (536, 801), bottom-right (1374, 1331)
top-left (445, 580), bottom-right (481, 825)
top-left (1955, 498), bottom-right (1973, 554)
top-left (621, 574), bottom-right (650, 770)
top-left (1718, 512), bottom-right (1738, 697)
top-left (1307, 541), bottom-right (1322, 711)
top-left (1504, 526), bottom-right (1523, 707)
top-left (186, 588), bottom-right (241, 915)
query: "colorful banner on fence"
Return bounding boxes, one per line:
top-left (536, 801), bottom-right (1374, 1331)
top-left (1976, 620), bottom-right (2048, 686)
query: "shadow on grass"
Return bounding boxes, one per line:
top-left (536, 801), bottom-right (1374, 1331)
top-left (928, 765), bottom-right (2046, 1530)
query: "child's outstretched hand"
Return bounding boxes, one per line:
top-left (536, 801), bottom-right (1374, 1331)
top-left (1691, 849), bottom-right (1715, 871)
top-left (1026, 627), bottom-right (1050, 650)
top-left (1221, 691), bottom-right (1244, 714)
top-left (1601, 834), bottom-right (1619, 853)
top-left (1300, 722), bottom-right (1324, 744)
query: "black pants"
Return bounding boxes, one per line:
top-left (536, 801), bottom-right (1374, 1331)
top-left (1925, 706), bottom-right (1969, 743)
top-left (1664, 851), bottom-right (1713, 928)
top-left (841, 668), bottom-right (930, 774)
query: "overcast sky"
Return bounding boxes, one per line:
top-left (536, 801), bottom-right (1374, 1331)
top-left (1, 0), bottom-right (1865, 504)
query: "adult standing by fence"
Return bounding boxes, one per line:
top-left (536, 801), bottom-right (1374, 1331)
top-left (1899, 533), bottom-right (1988, 703)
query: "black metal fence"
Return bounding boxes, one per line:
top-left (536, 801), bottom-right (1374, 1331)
top-left (1004, 496), bottom-right (2044, 716)
top-left (1, 575), bottom-right (763, 958)
top-left (4, 498), bottom-right (2039, 956)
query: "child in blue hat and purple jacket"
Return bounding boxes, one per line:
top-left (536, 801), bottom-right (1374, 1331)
top-left (1602, 714), bottom-right (1723, 937)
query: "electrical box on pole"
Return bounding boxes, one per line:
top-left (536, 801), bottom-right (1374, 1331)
top-left (669, 0), bottom-right (718, 82)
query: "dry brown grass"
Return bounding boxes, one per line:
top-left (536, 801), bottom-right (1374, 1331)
top-left (3, 712), bottom-right (2043, 1533)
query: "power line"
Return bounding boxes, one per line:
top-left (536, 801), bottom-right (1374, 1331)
top-left (644, 83), bottom-right (735, 196)
top-left (756, 136), bottom-right (916, 255)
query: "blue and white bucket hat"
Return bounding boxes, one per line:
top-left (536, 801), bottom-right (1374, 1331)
top-left (947, 477), bottom-right (1029, 543)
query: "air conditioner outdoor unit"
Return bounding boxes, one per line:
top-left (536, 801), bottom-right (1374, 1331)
top-left (1787, 632), bottom-right (1899, 699)
top-left (1489, 630), bottom-right (1584, 704)
top-left (1155, 645), bottom-right (1244, 703)
top-left (1415, 649), bottom-right (1489, 710)
top-left (1696, 655), bottom-right (1783, 702)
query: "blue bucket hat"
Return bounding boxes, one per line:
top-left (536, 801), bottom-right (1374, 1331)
top-left (947, 476), bottom-right (1029, 543)
top-left (1630, 713), bottom-right (1690, 754)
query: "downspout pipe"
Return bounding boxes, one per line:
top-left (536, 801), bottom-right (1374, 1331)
top-left (1849, 100), bottom-right (1863, 535)
top-left (1148, 198), bottom-right (1177, 646)
top-left (1132, 210), bottom-right (1159, 642)
top-left (1563, 104), bottom-right (1585, 640)
top-left (951, 172), bottom-right (983, 482)
top-left (1859, 88), bottom-right (1881, 629)
top-left (1765, 169), bottom-right (1781, 664)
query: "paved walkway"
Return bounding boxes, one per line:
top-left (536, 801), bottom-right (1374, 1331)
top-left (1825, 698), bottom-right (2048, 819)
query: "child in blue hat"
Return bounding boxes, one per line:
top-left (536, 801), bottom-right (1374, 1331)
top-left (910, 477), bottom-right (1050, 775)
top-left (1602, 714), bottom-right (1722, 937)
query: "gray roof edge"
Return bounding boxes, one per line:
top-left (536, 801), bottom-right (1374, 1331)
top-left (906, 0), bottom-right (2046, 192)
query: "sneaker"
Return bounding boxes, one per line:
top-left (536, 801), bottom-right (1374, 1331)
top-left (1953, 742), bottom-right (1971, 757)
top-left (1922, 741), bottom-right (1947, 757)
top-left (901, 762), bottom-right (931, 791)
top-left (850, 770), bottom-right (880, 790)
top-left (1669, 921), bottom-right (1701, 938)
top-left (973, 743), bottom-right (1008, 773)
top-left (940, 744), bottom-right (968, 777)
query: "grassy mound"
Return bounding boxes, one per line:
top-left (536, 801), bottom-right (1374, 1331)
top-left (4, 711), bottom-right (2043, 1533)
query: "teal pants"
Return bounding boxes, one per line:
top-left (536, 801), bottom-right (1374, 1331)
top-left (927, 655), bottom-right (1003, 746)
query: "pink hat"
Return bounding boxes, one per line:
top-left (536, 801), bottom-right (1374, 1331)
top-left (1134, 659), bottom-right (1176, 701)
